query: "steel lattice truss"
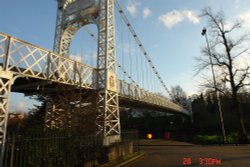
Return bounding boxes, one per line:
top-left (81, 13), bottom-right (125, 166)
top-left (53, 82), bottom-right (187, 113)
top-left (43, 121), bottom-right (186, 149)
top-left (45, 84), bottom-right (96, 131)
top-left (0, 0), bottom-right (189, 158)
top-left (0, 33), bottom-right (94, 88)
top-left (118, 81), bottom-right (188, 114)
top-left (95, 0), bottom-right (121, 145)
top-left (52, 0), bottom-right (121, 145)
top-left (0, 31), bottom-right (188, 151)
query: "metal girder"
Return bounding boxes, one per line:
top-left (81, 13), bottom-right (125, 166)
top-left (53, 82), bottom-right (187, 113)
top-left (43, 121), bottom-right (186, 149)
top-left (0, 32), bottom-right (187, 114)
top-left (53, 0), bottom-right (99, 56)
top-left (117, 80), bottom-right (189, 115)
top-left (0, 0), bottom-right (189, 151)
top-left (96, 0), bottom-right (120, 146)
top-left (0, 75), bottom-right (13, 166)
top-left (0, 33), bottom-right (95, 89)
top-left (0, 35), bottom-right (15, 165)
top-left (44, 85), bottom-right (97, 133)
top-left (53, 0), bottom-right (74, 55)
top-left (53, 0), bottom-right (120, 145)
top-left (45, 97), bottom-right (70, 129)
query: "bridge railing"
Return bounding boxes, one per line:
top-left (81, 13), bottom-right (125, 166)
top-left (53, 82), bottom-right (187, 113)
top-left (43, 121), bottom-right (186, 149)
top-left (0, 32), bottom-right (187, 114)
top-left (0, 32), bottom-right (95, 89)
top-left (118, 80), bottom-right (187, 114)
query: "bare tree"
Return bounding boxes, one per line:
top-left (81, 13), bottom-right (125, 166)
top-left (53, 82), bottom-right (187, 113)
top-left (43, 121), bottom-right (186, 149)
top-left (170, 85), bottom-right (187, 104)
top-left (196, 8), bottom-right (250, 142)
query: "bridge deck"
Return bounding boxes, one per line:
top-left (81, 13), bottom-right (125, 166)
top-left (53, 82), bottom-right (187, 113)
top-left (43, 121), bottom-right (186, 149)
top-left (0, 32), bottom-right (189, 115)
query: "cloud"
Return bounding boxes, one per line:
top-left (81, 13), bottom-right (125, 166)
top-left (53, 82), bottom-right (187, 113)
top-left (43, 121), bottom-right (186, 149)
top-left (235, 0), bottom-right (241, 4)
top-left (85, 50), bottom-right (97, 66)
top-left (143, 7), bottom-right (152, 19)
top-left (234, 54), bottom-right (250, 68)
top-left (224, 21), bottom-right (233, 30)
top-left (127, 0), bottom-right (140, 17)
top-left (159, 10), bottom-right (200, 29)
top-left (118, 42), bottom-right (136, 55)
top-left (18, 101), bottom-right (26, 111)
top-left (12, 100), bottom-right (26, 112)
top-left (184, 10), bottom-right (200, 24)
top-left (239, 10), bottom-right (250, 28)
top-left (71, 54), bottom-right (83, 62)
top-left (71, 50), bottom-right (97, 66)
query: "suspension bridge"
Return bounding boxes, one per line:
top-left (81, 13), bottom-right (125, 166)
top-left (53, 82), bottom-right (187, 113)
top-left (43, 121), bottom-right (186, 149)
top-left (0, 0), bottom-right (190, 161)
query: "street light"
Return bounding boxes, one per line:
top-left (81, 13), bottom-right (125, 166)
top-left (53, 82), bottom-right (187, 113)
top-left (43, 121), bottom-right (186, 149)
top-left (201, 28), bottom-right (227, 144)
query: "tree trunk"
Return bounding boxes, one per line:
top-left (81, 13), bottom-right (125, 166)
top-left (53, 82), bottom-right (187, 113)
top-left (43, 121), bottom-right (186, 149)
top-left (232, 93), bottom-right (248, 143)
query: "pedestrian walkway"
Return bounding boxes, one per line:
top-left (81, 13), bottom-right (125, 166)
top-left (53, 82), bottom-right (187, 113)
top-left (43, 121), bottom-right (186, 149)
top-left (125, 139), bottom-right (250, 167)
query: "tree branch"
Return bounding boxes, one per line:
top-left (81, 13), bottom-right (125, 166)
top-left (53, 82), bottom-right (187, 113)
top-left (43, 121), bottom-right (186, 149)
top-left (235, 66), bottom-right (250, 90)
top-left (232, 48), bottom-right (249, 60)
top-left (225, 21), bottom-right (242, 34)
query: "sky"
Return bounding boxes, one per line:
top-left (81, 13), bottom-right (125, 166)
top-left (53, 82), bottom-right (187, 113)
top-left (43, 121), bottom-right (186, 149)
top-left (1, 0), bottom-right (250, 112)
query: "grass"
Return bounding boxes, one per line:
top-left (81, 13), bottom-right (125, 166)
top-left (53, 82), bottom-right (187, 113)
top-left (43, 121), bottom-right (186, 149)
top-left (193, 132), bottom-right (250, 144)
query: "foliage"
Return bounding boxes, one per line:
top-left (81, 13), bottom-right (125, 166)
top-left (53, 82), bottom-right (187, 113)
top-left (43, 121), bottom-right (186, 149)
top-left (197, 8), bottom-right (250, 93)
top-left (170, 85), bottom-right (187, 103)
top-left (193, 135), bottom-right (222, 144)
top-left (3, 131), bottom-right (101, 167)
top-left (170, 85), bottom-right (191, 111)
top-left (196, 7), bottom-right (250, 142)
top-left (23, 95), bottom-right (47, 130)
top-left (193, 132), bottom-right (250, 144)
top-left (192, 92), bottom-right (250, 139)
top-left (7, 95), bottom-right (46, 134)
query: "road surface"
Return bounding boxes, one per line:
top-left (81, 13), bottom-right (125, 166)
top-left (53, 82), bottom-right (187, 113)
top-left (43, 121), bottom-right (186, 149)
top-left (125, 139), bottom-right (250, 167)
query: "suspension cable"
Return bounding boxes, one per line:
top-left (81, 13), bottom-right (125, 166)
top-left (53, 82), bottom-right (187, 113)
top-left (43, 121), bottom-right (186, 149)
top-left (120, 14), bottom-right (125, 80)
top-left (83, 24), bottom-right (136, 85)
top-left (114, 0), bottom-right (172, 98)
top-left (140, 50), bottom-right (144, 88)
top-left (135, 40), bottom-right (139, 86)
top-left (117, 62), bottom-right (137, 84)
top-left (128, 31), bottom-right (132, 77)
top-left (82, 2), bottom-right (174, 99)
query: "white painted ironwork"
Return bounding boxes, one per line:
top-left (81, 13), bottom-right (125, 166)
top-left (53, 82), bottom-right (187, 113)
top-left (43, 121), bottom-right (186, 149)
top-left (45, 97), bottom-right (70, 129)
top-left (0, 33), bottom-right (95, 88)
top-left (0, 35), bottom-right (14, 167)
top-left (53, 0), bottom-right (120, 146)
top-left (117, 80), bottom-right (189, 115)
top-left (0, 31), bottom-right (189, 160)
top-left (0, 0), bottom-right (190, 161)
top-left (0, 77), bottom-right (12, 167)
top-left (0, 33), bottom-right (189, 115)
top-left (95, 0), bottom-right (120, 146)
top-left (53, 0), bottom-right (99, 56)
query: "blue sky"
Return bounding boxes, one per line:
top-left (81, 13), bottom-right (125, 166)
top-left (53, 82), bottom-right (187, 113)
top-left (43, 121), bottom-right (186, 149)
top-left (1, 0), bottom-right (250, 112)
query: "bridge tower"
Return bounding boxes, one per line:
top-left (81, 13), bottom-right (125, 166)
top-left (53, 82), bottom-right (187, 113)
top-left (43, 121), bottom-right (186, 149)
top-left (48, 0), bottom-right (121, 145)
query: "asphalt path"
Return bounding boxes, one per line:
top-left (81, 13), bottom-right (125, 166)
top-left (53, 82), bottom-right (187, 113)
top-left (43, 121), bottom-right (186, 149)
top-left (125, 139), bottom-right (250, 167)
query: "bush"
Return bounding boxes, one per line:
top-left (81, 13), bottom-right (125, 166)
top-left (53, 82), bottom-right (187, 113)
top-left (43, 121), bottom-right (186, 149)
top-left (193, 135), bottom-right (222, 144)
top-left (193, 135), bottom-right (204, 143)
top-left (193, 133), bottom-right (250, 144)
top-left (226, 132), bottom-right (238, 143)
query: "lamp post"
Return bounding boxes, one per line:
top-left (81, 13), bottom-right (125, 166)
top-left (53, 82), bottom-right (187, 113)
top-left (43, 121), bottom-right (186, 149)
top-left (201, 28), bottom-right (227, 144)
